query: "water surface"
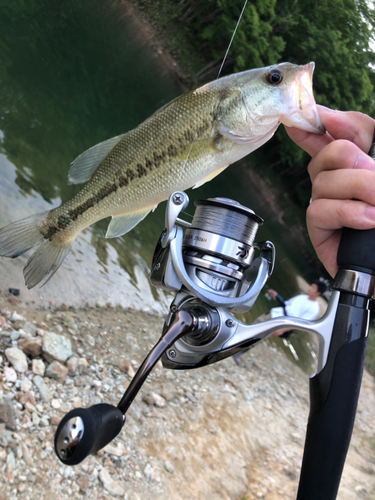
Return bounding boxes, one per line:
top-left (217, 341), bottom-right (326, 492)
top-left (0, 0), bottom-right (321, 371)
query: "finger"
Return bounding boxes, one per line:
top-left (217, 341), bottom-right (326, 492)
top-left (285, 106), bottom-right (375, 158)
top-left (311, 163), bottom-right (375, 199)
top-left (307, 198), bottom-right (375, 276)
top-left (318, 107), bottom-right (375, 151)
top-left (307, 139), bottom-right (375, 183)
top-left (308, 198), bottom-right (375, 232)
top-left (284, 123), bottom-right (333, 158)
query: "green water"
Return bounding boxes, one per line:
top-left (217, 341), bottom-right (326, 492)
top-left (0, 0), bottom-right (321, 373)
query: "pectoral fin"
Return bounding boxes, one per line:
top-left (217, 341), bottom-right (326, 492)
top-left (105, 207), bottom-right (155, 238)
top-left (68, 135), bottom-right (125, 185)
top-left (192, 164), bottom-right (229, 189)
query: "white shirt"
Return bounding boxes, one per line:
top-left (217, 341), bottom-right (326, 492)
top-left (270, 294), bottom-right (320, 321)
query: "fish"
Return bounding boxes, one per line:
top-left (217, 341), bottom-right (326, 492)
top-left (0, 61), bottom-right (324, 289)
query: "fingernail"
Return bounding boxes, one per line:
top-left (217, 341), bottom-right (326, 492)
top-left (355, 154), bottom-right (375, 170)
top-left (365, 206), bottom-right (375, 220)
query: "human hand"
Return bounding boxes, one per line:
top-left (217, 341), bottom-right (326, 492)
top-left (267, 289), bottom-right (278, 299)
top-left (285, 106), bottom-right (375, 277)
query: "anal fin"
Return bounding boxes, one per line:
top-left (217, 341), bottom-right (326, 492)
top-left (192, 164), bottom-right (229, 189)
top-left (105, 206), bottom-right (155, 238)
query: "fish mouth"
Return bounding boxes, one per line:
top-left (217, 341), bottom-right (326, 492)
top-left (280, 62), bottom-right (325, 135)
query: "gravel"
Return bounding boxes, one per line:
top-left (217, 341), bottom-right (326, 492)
top-left (0, 292), bottom-right (374, 500)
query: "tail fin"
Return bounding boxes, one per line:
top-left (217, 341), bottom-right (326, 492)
top-left (0, 212), bottom-right (73, 289)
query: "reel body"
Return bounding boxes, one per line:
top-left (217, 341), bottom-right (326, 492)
top-left (150, 192), bottom-right (275, 312)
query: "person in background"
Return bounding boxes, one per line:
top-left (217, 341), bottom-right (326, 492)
top-left (233, 280), bottom-right (327, 365)
top-left (267, 280), bottom-right (327, 337)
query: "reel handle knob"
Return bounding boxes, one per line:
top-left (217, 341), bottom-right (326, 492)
top-left (54, 403), bottom-right (124, 466)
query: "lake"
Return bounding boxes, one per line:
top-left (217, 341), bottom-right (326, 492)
top-left (0, 0), bottom-right (323, 373)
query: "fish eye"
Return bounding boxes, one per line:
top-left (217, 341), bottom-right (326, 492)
top-left (266, 69), bottom-right (283, 85)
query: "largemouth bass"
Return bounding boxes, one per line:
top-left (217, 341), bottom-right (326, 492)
top-left (0, 62), bottom-right (324, 288)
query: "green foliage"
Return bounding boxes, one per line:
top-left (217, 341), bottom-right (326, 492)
top-left (133, 0), bottom-right (375, 209)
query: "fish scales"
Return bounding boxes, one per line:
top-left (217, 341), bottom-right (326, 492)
top-left (0, 62), bottom-right (325, 288)
top-left (45, 89), bottom-right (220, 242)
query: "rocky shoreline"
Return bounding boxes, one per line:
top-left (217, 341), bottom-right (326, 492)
top-left (0, 289), bottom-right (375, 499)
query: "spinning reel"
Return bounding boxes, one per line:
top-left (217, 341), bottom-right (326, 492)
top-left (54, 190), bottom-right (374, 500)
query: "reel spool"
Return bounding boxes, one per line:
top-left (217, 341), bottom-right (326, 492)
top-left (182, 198), bottom-right (263, 295)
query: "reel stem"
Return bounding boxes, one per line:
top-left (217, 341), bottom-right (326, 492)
top-left (117, 309), bottom-right (196, 414)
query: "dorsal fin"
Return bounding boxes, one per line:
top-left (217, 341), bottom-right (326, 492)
top-left (67, 135), bottom-right (124, 185)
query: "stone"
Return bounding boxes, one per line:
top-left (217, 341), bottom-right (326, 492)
top-left (77, 358), bottom-right (90, 375)
top-left (42, 332), bottom-right (72, 363)
top-left (103, 442), bottom-right (126, 457)
top-left (118, 359), bottom-right (135, 377)
top-left (22, 322), bottom-right (38, 336)
top-left (164, 460), bottom-right (174, 474)
top-left (20, 379), bottom-right (32, 392)
top-left (22, 443), bottom-right (33, 465)
top-left (144, 463), bottom-right (160, 482)
top-left (32, 359), bottom-right (45, 376)
top-left (4, 367), bottom-right (17, 383)
top-left (152, 393), bottom-right (166, 408)
top-left (76, 476), bottom-right (89, 491)
top-left (5, 347), bottom-right (28, 372)
top-left (33, 375), bottom-right (52, 402)
top-left (70, 397), bottom-right (82, 408)
top-left (8, 295), bottom-right (19, 305)
top-left (9, 312), bottom-right (25, 322)
top-left (45, 360), bottom-right (69, 382)
top-left (37, 430), bottom-right (46, 441)
top-left (25, 402), bottom-right (38, 413)
top-left (10, 331), bottom-right (21, 341)
top-left (39, 416), bottom-right (49, 427)
top-left (6, 450), bottom-right (16, 470)
top-left (0, 316), bottom-right (8, 328)
top-left (161, 382), bottom-right (177, 402)
top-left (0, 424), bottom-right (11, 447)
top-left (142, 393), bottom-right (155, 406)
top-left (128, 403), bottom-right (142, 422)
top-left (74, 375), bottom-right (95, 387)
top-left (0, 397), bottom-right (17, 430)
top-left (19, 392), bottom-right (36, 407)
top-left (19, 337), bottom-right (42, 357)
top-left (51, 416), bottom-right (61, 426)
top-left (99, 469), bottom-right (125, 496)
top-left (66, 356), bottom-right (79, 375)
top-left (32, 412), bottom-right (40, 426)
top-left (51, 399), bottom-right (61, 409)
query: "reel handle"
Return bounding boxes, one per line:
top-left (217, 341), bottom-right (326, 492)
top-left (54, 309), bottom-right (197, 465)
top-left (54, 404), bottom-right (124, 466)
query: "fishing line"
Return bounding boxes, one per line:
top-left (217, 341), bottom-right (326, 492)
top-left (217, 0), bottom-right (249, 79)
top-left (191, 204), bottom-right (258, 246)
top-left (180, 210), bottom-right (193, 219)
top-left (181, 0), bottom-right (249, 173)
